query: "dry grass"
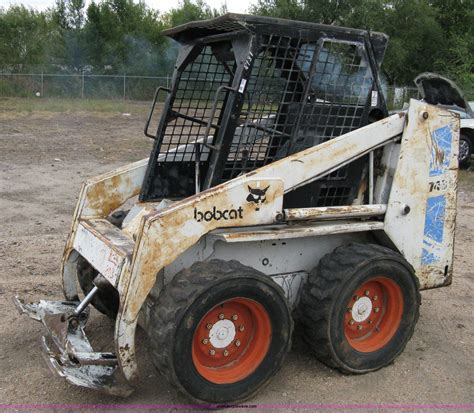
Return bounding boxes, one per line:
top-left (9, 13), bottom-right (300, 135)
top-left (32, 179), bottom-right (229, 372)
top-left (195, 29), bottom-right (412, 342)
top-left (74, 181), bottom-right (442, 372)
top-left (0, 97), bottom-right (154, 115)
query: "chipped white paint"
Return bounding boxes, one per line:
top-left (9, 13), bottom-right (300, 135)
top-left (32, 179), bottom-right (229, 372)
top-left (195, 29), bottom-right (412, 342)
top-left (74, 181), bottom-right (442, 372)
top-left (283, 204), bottom-right (387, 221)
top-left (211, 221), bottom-right (384, 242)
top-left (29, 100), bottom-right (457, 395)
top-left (384, 100), bottom-right (459, 289)
top-left (73, 223), bottom-right (126, 287)
top-left (113, 114), bottom-right (407, 382)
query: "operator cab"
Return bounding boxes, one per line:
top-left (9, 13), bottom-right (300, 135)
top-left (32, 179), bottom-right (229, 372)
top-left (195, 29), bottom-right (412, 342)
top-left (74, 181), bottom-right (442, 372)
top-left (140, 14), bottom-right (389, 208)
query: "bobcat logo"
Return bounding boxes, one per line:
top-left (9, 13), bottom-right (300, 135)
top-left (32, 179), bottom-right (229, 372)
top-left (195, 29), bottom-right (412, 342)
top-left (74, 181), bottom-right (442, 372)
top-left (246, 185), bottom-right (269, 211)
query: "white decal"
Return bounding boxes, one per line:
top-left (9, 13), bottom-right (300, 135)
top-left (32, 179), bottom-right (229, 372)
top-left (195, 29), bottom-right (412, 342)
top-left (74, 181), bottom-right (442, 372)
top-left (238, 79), bottom-right (247, 94)
top-left (371, 90), bottom-right (378, 107)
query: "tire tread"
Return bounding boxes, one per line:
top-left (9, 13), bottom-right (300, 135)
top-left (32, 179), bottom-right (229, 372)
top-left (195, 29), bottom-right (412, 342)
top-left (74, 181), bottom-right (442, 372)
top-left (299, 243), bottom-right (421, 373)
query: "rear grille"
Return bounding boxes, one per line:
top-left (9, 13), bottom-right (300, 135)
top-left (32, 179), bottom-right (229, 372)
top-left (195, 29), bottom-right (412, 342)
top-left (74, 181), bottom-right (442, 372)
top-left (316, 186), bottom-right (352, 207)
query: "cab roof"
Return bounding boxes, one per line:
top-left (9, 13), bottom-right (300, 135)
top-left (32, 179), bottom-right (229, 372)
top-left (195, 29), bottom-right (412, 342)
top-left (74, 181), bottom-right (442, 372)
top-left (162, 14), bottom-right (388, 66)
top-left (163, 13), bottom-right (388, 46)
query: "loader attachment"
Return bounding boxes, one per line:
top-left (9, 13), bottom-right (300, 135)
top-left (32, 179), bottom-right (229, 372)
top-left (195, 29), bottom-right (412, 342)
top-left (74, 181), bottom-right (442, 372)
top-left (13, 297), bottom-right (133, 396)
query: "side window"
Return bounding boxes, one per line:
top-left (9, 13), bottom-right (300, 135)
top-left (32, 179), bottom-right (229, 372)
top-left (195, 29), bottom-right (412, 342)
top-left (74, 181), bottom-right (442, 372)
top-left (297, 41), bottom-right (374, 105)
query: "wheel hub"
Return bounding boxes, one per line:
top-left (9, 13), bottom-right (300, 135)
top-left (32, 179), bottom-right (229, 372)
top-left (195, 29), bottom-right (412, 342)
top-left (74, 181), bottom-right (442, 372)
top-left (192, 297), bottom-right (272, 384)
top-left (352, 297), bottom-right (372, 322)
top-left (344, 277), bottom-right (404, 353)
top-left (209, 319), bottom-right (236, 348)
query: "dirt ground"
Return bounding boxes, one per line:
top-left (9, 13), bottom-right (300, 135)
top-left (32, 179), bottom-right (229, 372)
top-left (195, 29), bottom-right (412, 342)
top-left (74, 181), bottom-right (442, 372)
top-left (0, 102), bottom-right (473, 410)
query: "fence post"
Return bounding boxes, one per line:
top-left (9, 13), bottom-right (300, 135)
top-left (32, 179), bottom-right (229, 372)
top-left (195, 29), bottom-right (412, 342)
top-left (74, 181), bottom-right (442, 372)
top-left (123, 74), bottom-right (126, 100)
top-left (40, 72), bottom-right (44, 97)
top-left (166, 75), bottom-right (169, 88)
top-left (81, 71), bottom-right (85, 99)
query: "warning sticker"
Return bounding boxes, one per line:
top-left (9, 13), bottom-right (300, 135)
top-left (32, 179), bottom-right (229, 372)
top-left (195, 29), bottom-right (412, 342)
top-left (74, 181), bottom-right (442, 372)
top-left (238, 79), bottom-right (247, 94)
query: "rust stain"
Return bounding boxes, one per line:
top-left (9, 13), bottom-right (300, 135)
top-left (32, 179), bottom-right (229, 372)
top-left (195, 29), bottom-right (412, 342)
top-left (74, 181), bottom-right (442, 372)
top-left (117, 178), bottom-right (285, 370)
top-left (85, 174), bottom-right (140, 218)
top-left (434, 146), bottom-right (445, 167)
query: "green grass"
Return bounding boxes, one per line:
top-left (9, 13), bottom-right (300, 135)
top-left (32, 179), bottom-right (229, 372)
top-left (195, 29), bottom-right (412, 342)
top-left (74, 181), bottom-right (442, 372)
top-left (0, 97), bottom-right (156, 115)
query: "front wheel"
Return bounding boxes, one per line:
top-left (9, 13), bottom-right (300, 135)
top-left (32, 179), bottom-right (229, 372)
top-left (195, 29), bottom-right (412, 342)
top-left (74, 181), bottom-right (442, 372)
top-left (459, 134), bottom-right (472, 169)
top-left (299, 243), bottom-right (420, 374)
top-left (147, 259), bottom-right (293, 404)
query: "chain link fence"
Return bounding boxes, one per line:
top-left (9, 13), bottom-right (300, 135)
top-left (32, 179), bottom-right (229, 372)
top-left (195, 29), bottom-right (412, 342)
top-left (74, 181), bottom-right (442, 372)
top-left (0, 73), bottom-right (172, 101)
top-left (1, 72), bottom-right (471, 110)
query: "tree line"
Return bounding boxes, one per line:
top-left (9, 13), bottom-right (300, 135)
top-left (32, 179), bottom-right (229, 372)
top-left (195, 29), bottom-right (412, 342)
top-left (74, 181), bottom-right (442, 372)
top-left (0, 0), bottom-right (472, 89)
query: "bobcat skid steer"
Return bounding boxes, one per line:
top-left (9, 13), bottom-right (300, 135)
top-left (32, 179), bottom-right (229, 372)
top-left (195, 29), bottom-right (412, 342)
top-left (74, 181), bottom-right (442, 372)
top-left (15, 14), bottom-right (459, 404)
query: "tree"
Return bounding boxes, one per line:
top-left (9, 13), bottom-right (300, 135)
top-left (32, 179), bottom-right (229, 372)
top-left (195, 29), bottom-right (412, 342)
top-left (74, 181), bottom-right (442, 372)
top-left (163, 0), bottom-right (226, 28)
top-left (377, 0), bottom-right (446, 85)
top-left (84, 0), bottom-right (168, 75)
top-left (0, 6), bottom-right (52, 71)
top-left (430, 0), bottom-right (474, 90)
top-left (250, 0), bottom-right (450, 86)
top-left (0, 0), bottom-right (471, 90)
top-left (250, 0), bottom-right (380, 25)
top-left (52, 0), bottom-right (87, 71)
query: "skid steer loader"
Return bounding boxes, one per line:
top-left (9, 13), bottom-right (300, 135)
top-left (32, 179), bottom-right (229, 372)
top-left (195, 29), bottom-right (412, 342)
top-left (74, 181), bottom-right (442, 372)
top-left (15, 14), bottom-right (459, 404)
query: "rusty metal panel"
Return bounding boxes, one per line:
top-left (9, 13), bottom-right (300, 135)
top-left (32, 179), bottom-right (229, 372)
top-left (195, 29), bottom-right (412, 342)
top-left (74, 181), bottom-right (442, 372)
top-left (59, 105), bottom-right (431, 385)
top-left (116, 177), bottom-right (284, 379)
top-left (246, 112), bottom-right (406, 192)
top-left (73, 220), bottom-right (134, 287)
top-left (384, 99), bottom-right (459, 289)
top-left (283, 204), bottom-right (387, 221)
top-left (212, 220), bottom-right (384, 242)
top-left (81, 158), bottom-right (149, 218)
top-left (113, 114), bottom-right (406, 382)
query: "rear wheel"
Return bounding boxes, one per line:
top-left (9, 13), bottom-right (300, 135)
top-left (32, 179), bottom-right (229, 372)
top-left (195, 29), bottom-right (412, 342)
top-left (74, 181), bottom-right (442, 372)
top-left (299, 243), bottom-right (420, 373)
top-left (147, 259), bottom-right (293, 404)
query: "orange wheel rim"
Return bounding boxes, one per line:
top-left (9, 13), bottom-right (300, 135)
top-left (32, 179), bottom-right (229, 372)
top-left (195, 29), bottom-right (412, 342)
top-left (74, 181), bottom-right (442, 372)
top-left (344, 277), bottom-right (403, 352)
top-left (192, 297), bottom-right (272, 384)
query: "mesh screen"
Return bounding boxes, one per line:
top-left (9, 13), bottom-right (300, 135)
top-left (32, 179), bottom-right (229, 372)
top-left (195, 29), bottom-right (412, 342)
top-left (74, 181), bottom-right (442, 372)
top-left (316, 186), bottom-right (353, 206)
top-left (159, 45), bottom-right (234, 162)
top-left (221, 37), bottom-right (373, 183)
top-left (152, 36), bottom-right (374, 206)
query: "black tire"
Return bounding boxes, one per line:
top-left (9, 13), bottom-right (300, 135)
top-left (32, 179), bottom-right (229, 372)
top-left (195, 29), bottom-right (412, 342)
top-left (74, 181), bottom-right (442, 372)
top-left (147, 259), bottom-right (293, 404)
top-left (459, 134), bottom-right (472, 169)
top-left (77, 257), bottom-right (119, 319)
top-left (299, 243), bottom-right (420, 374)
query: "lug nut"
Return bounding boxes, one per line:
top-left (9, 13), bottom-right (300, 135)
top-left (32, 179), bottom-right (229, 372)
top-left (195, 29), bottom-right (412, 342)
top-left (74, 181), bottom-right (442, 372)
top-left (374, 307), bottom-right (380, 313)
top-left (347, 308), bottom-right (352, 312)
top-left (239, 325), bottom-right (245, 332)
top-left (206, 323), bottom-right (213, 330)
top-left (349, 320), bottom-right (355, 325)
top-left (357, 325), bottom-right (363, 330)
top-left (365, 290), bottom-right (370, 296)
top-left (373, 295), bottom-right (378, 301)
top-left (235, 340), bottom-right (241, 347)
top-left (209, 349), bottom-right (216, 356)
top-left (202, 338), bottom-right (209, 345)
top-left (232, 314), bottom-right (238, 321)
top-left (353, 295), bottom-right (359, 301)
top-left (218, 313), bottom-right (225, 320)
top-left (223, 350), bottom-right (229, 357)
top-left (368, 319), bottom-right (372, 324)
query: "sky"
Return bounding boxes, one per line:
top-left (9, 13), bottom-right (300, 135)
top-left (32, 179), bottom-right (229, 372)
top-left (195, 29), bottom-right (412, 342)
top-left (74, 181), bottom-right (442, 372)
top-left (1, 0), bottom-right (254, 13)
